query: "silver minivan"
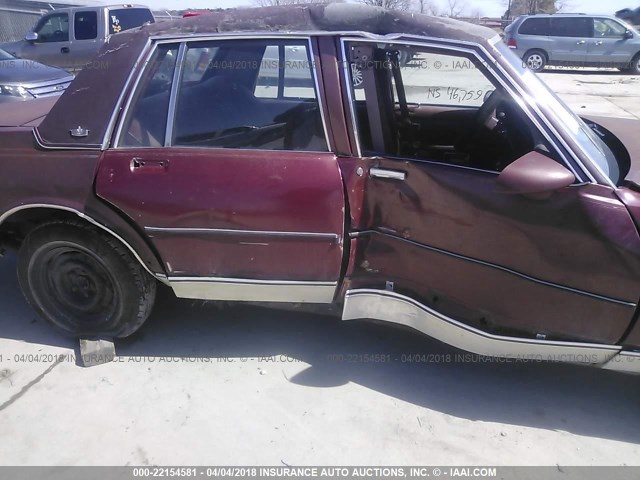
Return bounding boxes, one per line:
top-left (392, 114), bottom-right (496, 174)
top-left (504, 14), bottom-right (640, 74)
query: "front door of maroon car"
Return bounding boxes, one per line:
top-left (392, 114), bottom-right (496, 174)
top-left (96, 36), bottom-right (640, 345)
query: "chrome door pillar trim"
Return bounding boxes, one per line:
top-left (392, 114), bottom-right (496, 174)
top-left (342, 289), bottom-right (621, 365)
top-left (164, 42), bottom-right (187, 147)
top-left (169, 277), bottom-right (337, 303)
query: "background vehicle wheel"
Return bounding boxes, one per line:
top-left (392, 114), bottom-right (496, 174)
top-left (523, 50), bottom-right (547, 72)
top-left (17, 221), bottom-right (157, 338)
top-left (630, 53), bottom-right (640, 75)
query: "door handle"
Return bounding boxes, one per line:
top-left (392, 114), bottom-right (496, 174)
top-left (576, 40), bottom-right (586, 45)
top-left (594, 41), bottom-right (604, 45)
top-left (369, 167), bottom-right (406, 181)
top-left (130, 157), bottom-right (169, 172)
top-left (61, 47), bottom-right (70, 53)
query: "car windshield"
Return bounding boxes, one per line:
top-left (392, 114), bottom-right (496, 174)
top-left (0, 49), bottom-right (13, 61)
top-left (495, 42), bottom-right (622, 185)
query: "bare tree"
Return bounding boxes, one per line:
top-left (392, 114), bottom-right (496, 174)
top-left (469, 7), bottom-right (484, 18)
top-left (414, 0), bottom-right (439, 15)
top-left (357, 0), bottom-right (413, 10)
top-left (446, 0), bottom-right (467, 18)
top-left (504, 0), bottom-right (556, 17)
top-left (555, 0), bottom-right (574, 12)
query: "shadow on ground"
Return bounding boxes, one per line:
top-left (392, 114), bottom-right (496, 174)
top-left (1, 253), bottom-right (639, 444)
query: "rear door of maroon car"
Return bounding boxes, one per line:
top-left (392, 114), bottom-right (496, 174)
top-left (338, 38), bottom-right (640, 345)
top-left (96, 39), bottom-right (345, 302)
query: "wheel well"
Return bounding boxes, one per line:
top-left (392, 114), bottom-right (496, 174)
top-left (0, 206), bottom-right (167, 283)
top-left (0, 207), bottom-right (80, 249)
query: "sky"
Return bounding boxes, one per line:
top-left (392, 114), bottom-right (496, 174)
top-left (144, 0), bottom-right (637, 18)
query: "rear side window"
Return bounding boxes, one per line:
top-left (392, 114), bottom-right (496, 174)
top-left (255, 45), bottom-right (316, 99)
top-left (550, 17), bottom-right (592, 37)
top-left (171, 39), bottom-right (327, 151)
top-left (108, 8), bottom-right (154, 34)
top-left (518, 18), bottom-right (550, 36)
top-left (118, 44), bottom-right (179, 147)
top-left (74, 11), bottom-right (97, 40)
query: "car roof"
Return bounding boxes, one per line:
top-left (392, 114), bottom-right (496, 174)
top-left (142, 3), bottom-right (496, 44)
top-left (36, 4), bottom-right (499, 149)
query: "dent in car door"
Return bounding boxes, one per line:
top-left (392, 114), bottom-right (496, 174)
top-left (96, 39), bottom-right (345, 303)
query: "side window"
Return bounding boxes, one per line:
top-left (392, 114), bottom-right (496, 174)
top-left (108, 8), bottom-right (155, 35)
top-left (346, 42), bottom-right (556, 173)
top-left (34, 13), bottom-right (69, 43)
top-left (74, 11), bottom-right (98, 41)
top-left (550, 18), bottom-right (592, 37)
top-left (518, 18), bottom-right (550, 36)
top-left (593, 18), bottom-right (627, 37)
top-left (255, 45), bottom-right (316, 99)
top-left (171, 39), bottom-right (327, 151)
top-left (118, 44), bottom-right (179, 148)
top-left (396, 50), bottom-right (494, 108)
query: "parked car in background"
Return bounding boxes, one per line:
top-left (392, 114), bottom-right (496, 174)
top-left (504, 13), bottom-right (640, 73)
top-left (0, 4), bottom-right (155, 71)
top-left (0, 48), bottom-right (73, 102)
top-left (616, 7), bottom-right (640, 26)
top-left (1, 4), bottom-right (640, 374)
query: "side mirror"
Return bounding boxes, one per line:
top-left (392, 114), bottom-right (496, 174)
top-left (624, 30), bottom-right (634, 39)
top-left (497, 151), bottom-right (575, 197)
top-left (25, 31), bottom-right (38, 42)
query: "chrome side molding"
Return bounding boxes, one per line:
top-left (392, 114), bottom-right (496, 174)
top-left (169, 277), bottom-right (337, 303)
top-left (342, 289), bottom-right (639, 373)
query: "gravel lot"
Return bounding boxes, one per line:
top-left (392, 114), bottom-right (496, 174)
top-left (0, 68), bottom-right (639, 467)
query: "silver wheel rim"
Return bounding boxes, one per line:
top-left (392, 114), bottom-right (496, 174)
top-left (526, 54), bottom-right (544, 71)
top-left (351, 64), bottom-right (364, 87)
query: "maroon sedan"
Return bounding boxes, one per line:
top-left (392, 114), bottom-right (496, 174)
top-left (1, 4), bottom-right (639, 374)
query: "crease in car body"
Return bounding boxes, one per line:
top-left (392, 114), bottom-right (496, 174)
top-left (0, 3), bottom-right (640, 373)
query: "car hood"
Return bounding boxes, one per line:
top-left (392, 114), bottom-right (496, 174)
top-left (0, 59), bottom-right (71, 85)
top-left (0, 96), bottom-right (60, 127)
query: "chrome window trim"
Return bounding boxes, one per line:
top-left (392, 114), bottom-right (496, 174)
top-left (145, 226), bottom-right (340, 242)
top-left (113, 40), bottom-right (181, 148)
top-left (164, 42), bottom-right (187, 147)
top-left (343, 289), bottom-right (621, 365)
top-left (169, 276), bottom-right (337, 303)
top-left (0, 204), bottom-right (169, 284)
top-left (115, 35), bottom-right (331, 154)
top-left (102, 37), bottom-right (153, 150)
top-left (339, 36), bottom-right (590, 184)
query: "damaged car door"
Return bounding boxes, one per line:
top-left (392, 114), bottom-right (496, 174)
top-left (340, 39), bottom-right (640, 345)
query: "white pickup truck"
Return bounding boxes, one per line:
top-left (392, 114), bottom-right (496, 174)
top-left (0, 4), bottom-right (155, 71)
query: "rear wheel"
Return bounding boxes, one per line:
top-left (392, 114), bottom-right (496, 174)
top-left (630, 53), bottom-right (640, 75)
top-left (523, 50), bottom-right (547, 72)
top-left (17, 221), bottom-right (157, 338)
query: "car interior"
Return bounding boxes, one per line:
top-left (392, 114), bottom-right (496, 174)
top-left (349, 44), bottom-right (555, 173)
top-left (120, 41), bottom-right (327, 152)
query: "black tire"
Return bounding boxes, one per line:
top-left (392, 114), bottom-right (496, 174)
top-left (523, 50), bottom-right (547, 73)
top-left (630, 53), bottom-right (640, 75)
top-left (17, 221), bottom-right (157, 338)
